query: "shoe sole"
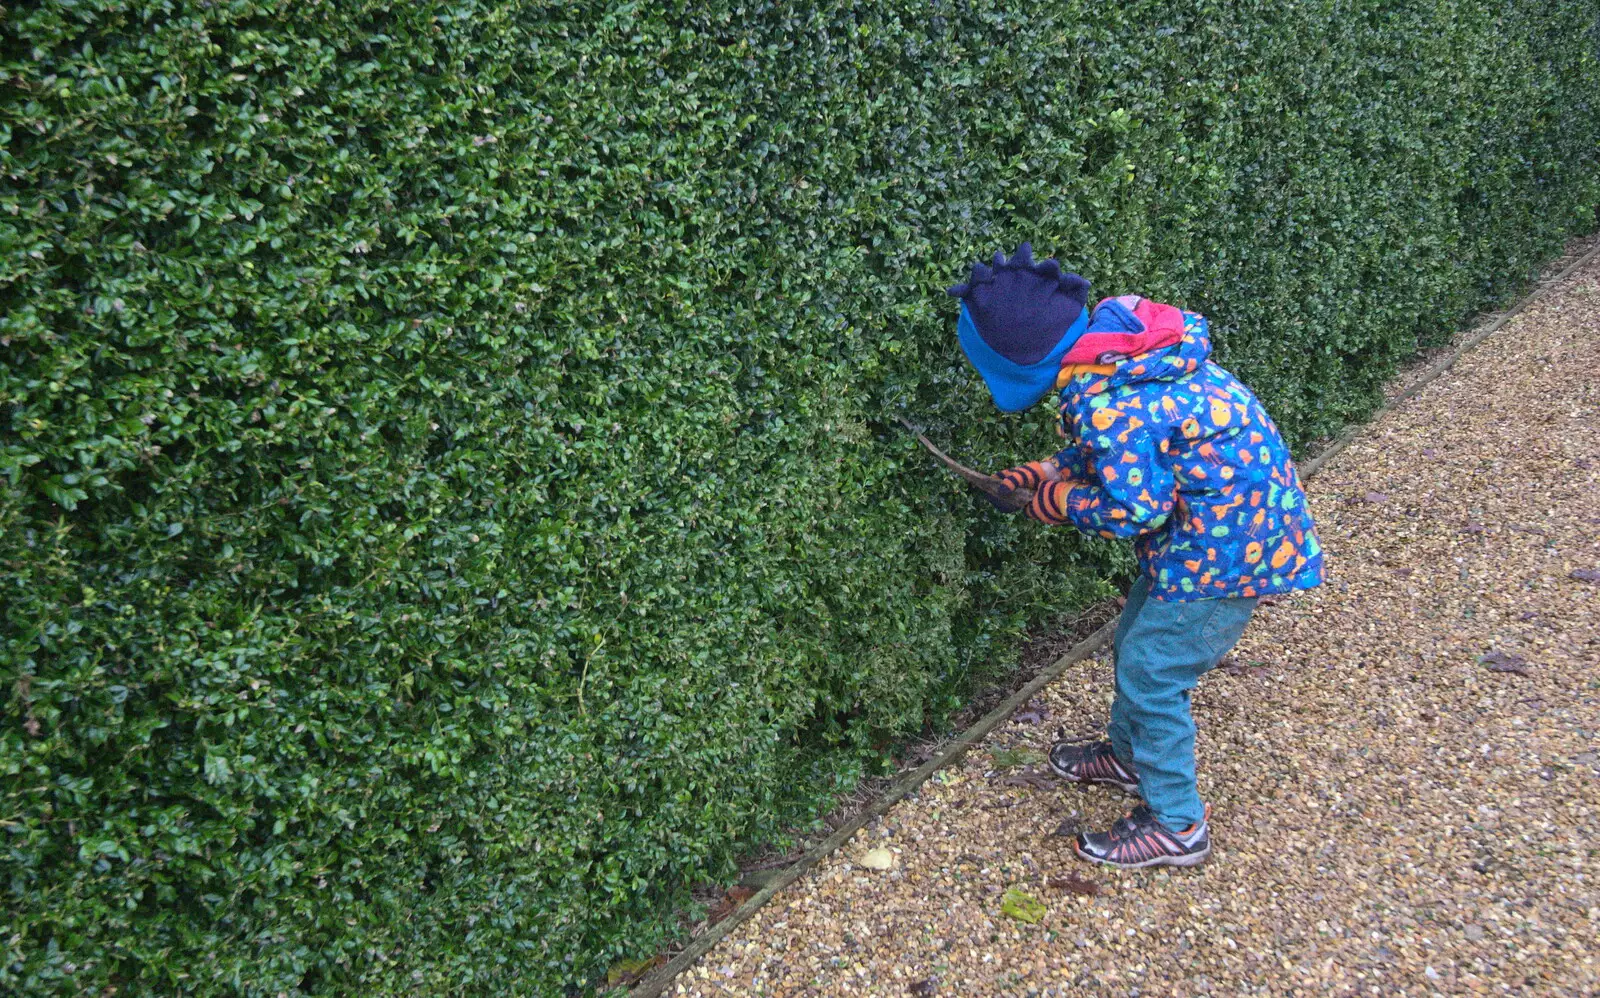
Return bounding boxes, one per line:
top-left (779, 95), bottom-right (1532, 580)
top-left (1046, 757), bottom-right (1140, 795)
top-left (1072, 840), bottom-right (1211, 869)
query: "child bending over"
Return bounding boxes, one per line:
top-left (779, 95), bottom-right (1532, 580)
top-left (948, 244), bottom-right (1323, 868)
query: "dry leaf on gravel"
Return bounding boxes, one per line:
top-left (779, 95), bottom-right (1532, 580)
top-left (859, 848), bottom-right (895, 870)
top-left (1219, 655), bottom-right (1270, 677)
top-left (1049, 817), bottom-right (1082, 838)
top-left (1478, 651), bottom-right (1532, 676)
top-left (988, 747), bottom-right (1044, 769)
top-left (1011, 699), bottom-right (1052, 725)
top-left (605, 954), bottom-right (663, 986)
top-left (1046, 874), bottom-right (1101, 896)
top-left (704, 886), bottom-right (755, 924)
top-left (999, 888), bottom-right (1046, 924)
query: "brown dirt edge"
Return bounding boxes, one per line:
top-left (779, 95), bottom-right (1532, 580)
top-left (625, 232), bottom-right (1600, 998)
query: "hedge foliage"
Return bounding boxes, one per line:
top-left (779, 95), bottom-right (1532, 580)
top-left (3, 0), bottom-right (1597, 994)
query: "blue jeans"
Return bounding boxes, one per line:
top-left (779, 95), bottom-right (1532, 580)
top-left (1107, 576), bottom-right (1258, 830)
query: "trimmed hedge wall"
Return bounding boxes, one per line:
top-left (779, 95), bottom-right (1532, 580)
top-left (3, 0), bottom-right (1597, 994)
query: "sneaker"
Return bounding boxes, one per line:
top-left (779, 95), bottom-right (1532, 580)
top-left (1073, 804), bottom-right (1212, 869)
top-left (1048, 739), bottom-right (1140, 794)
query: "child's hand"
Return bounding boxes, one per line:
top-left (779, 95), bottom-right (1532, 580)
top-left (997, 460), bottom-right (1061, 492)
top-left (1024, 480), bottom-right (1073, 525)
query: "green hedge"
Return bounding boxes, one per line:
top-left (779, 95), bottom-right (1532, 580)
top-left (3, 0), bottom-right (1596, 993)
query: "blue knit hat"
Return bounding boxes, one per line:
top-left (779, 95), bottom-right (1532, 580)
top-left (947, 243), bottom-right (1091, 412)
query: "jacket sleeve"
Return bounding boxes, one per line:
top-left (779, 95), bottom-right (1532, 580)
top-left (1052, 403), bottom-right (1177, 538)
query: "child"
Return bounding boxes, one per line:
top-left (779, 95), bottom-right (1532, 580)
top-left (948, 244), bottom-right (1323, 868)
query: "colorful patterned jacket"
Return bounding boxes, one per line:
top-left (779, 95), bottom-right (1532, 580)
top-left (1048, 306), bottom-right (1324, 601)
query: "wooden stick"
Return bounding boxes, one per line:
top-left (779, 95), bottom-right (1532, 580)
top-left (895, 417), bottom-right (1034, 511)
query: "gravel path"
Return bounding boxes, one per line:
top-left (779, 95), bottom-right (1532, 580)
top-left (666, 255), bottom-right (1600, 998)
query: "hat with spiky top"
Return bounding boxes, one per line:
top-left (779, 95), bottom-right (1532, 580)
top-left (947, 243), bottom-right (1092, 412)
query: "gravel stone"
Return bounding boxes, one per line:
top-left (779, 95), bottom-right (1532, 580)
top-left (663, 251), bottom-right (1600, 997)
